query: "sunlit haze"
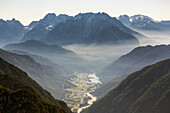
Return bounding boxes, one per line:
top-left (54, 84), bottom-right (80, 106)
top-left (1, 0), bottom-right (170, 25)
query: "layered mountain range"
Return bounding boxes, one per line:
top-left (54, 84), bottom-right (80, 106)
top-left (3, 40), bottom-right (93, 72)
top-left (0, 48), bottom-right (74, 99)
top-left (0, 12), bottom-right (144, 46)
top-left (0, 12), bottom-right (170, 113)
top-left (1, 13), bottom-right (170, 47)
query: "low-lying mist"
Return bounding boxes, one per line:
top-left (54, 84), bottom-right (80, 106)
top-left (136, 31), bottom-right (170, 46)
top-left (63, 44), bottom-right (138, 72)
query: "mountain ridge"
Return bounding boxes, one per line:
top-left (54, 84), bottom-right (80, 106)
top-left (84, 59), bottom-right (170, 113)
top-left (0, 56), bottom-right (72, 113)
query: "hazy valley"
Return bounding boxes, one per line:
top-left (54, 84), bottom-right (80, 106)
top-left (0, 11), bottom-right (170, 113)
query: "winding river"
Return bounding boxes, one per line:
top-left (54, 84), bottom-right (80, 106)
top-left (64, 73), bottom-right (101, 113)
top-left (77, 73), bottom-right (101, 113)
top-left (77, 92), bottom-right (97, 113)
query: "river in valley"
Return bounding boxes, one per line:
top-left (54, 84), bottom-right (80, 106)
top-left (63, 72), bottom-right (101, 113)
top-left (77, 92), bottom-right (97, 113)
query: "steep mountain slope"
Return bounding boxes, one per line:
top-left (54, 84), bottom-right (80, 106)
top-left (20, 24), bottom-right (48, 42)
top-left (0, 57), bottom-right (72, 113)
top-left (99, 45), bottom-right (170, 84)
top-left (0, 18), bottom-right (27, 46)
top-left (43, 12), bottom-right (141, 45)
top-left (0, 86), bottom-right (67, 113)
top-left (0, 49), bottom-right (73, 99)
top-left (0, 19), bottom-right (5, 25)
top-left (84, 59), bottom-right (170, 113)
top-left (119, 14), bottom-right (170, 31)
top-left (20, 13), bottom-right (72, 42)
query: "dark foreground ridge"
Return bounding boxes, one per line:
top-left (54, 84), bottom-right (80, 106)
top-left (0, 57), bottom-right (72, 113)
top-left (84, 59), bottom-right (170, 113)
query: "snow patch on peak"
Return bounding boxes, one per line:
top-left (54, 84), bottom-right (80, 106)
top-left (130, 14), bottom-right (155, 23)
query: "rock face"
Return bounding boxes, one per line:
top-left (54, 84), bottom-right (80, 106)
top-left (20, 13), bottom-right (72, 42)
top-left (0, 57), bottom-right (72, 113)
top-left (0, 18), bottom-right (27, 46)
top-left (20, 24), bottom-right (48, 42)
top-left (84, 59), bottom-right (170, 113)
top-left (28, 13), bottom-right (72, 30)
top-left (119, 14), bottom-right (170, 31)
top-left (43, 13), bottom-right (140, 45)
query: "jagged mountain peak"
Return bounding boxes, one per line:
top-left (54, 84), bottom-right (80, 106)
top-left (118, 14), bottom-right (170, 31)
top-left (5, 18), bottom-right (23, 26)
top-left (28, 13), bottom-right (72, 30)
top-left (130, 14), bottom-right (155, 23)
top-left (74, 12), bottom-right (111, 20)
top-left (0, 19), bottom-right (5, 25)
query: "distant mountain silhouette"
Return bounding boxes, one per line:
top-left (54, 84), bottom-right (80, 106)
top-left (84, 59), bottom-right (170, 113)
top-left (4, 40), bottom-right (74, 55)
top-left (0, 13), bottom-right (150, 46)
top-left (3, 40), bottom-right (96, 72)
top-left (119, 14), bottom-right (170, 31)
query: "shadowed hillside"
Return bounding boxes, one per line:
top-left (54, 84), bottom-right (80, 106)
top-left (84, 59), bottom-right (170, 113)
top-left (0, 49), bottom-right (74, 99)
top-left (0, 57), bottom-right (72, 113)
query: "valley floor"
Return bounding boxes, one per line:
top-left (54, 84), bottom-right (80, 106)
top-left (63, 72), bottom-right (101, 113)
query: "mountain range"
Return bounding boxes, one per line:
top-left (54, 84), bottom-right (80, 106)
top-left (0, 12), bottom-right (170, 113)
top-left (84, 59), bottom-right (170, 113)
top-left (42, 12), bottom-right (140, 45)
top-left (3, 40), bottom-right (99, 72)
top-left (0, 12), bottom-right (144, 46)
top-left (1, 13), bottom-right (170, 47)
top-left (0, 56), bottom-right (72, 113)
top-left (3, 40), bottom-right (74, 56)
top-left (119, 14), bottom-right (170, 31)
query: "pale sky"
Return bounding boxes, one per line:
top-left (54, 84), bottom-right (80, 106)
top-left (0, 0), bottom-right (170, 25)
